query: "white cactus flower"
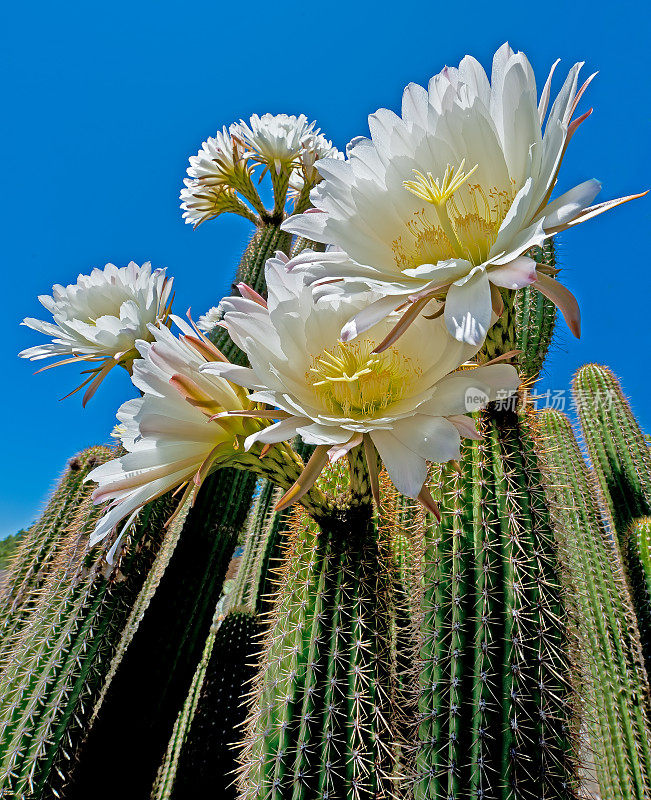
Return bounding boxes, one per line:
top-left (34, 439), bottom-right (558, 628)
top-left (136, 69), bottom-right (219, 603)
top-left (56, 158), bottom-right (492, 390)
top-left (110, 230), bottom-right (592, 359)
top-left (235, 113), bottom-right (318, 175)
top-left (283, 44), bottom-right (645, 347)
top-left (289, 132), bottom-right (344, 195)
top-left (19, 262), bottom-right (173, 404)
top-left (87, 320), bottom-right (254, 551)
top-left (202, 255), bottom-right (519, 514)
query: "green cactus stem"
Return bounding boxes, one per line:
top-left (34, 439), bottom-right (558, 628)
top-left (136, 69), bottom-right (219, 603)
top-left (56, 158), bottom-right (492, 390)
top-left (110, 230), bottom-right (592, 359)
top-left (635, 517), bottom-right (651, 609)
top-left (573, 364), bottom-right (651, 676)
top-left (0, 446), bottom-right (112, 644)
top-left (413, 404), bottom-right (577, 800)
top-left (536, 409), bottom-right (651, 800)
top-left (153, 481), bottom-right (286, 799)
top-left (237, 499), bottom-right (398, 800)
top-left (0, 480), bottom-right (181, 800)
top-left (66, 466), bottom-right (256, 800)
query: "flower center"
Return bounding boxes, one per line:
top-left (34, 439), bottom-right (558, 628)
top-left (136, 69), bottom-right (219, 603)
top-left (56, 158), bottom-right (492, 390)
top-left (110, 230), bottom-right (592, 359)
top-left (396, 161), bottom-right (515, 269)
top-left (307, 340), bottom-right (420, 418)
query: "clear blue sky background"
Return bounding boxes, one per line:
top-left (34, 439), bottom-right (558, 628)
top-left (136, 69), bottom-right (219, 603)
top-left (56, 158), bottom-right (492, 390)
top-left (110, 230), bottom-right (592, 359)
top-left (1, 0), bottom-right (649, 537)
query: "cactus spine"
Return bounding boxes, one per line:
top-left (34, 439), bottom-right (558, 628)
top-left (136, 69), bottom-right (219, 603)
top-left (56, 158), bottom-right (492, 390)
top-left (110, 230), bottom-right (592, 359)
top-left (573, 364), bottom-right (651, 676)
top-left (536, 409), bottom-right (651, 800)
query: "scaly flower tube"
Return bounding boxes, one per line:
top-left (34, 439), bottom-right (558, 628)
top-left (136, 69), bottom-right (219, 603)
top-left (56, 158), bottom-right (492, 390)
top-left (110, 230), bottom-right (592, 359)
top-left (282, 43), bottom-right (645, 347)
top-left (19, 262), bottom-right (173, 405)
top-left (202, 255), bottom-right (519, 514)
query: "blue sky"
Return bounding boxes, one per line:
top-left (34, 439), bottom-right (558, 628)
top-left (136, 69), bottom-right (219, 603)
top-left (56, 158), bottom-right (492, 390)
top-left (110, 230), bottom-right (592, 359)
top-left (1, 0), bottom-right (649, 537)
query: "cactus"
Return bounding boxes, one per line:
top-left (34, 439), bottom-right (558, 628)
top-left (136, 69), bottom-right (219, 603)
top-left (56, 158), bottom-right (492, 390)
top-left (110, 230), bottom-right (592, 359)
top-left (0, 471), bottom-right (182, 799)
top-left (66, 466), bottom-right (256, 800)
top-left (413, 404), bottom-right (577, 800)
top-left (0, 446), bottom-right (112, 643)
top-left (536, 409), bottom-right (651, 800)
top-left (238, 499), bottom-right (398, 800)
top-left (635, 517), bottom-right (651, 607)
top-left (573, 364), bottom-right (651, 676)
top-left (152, 481), bottom-right (286, 799)
top-left (515, 242), bottom-right (557, 381)
top-left (66, 214), bottom-right (294, 799)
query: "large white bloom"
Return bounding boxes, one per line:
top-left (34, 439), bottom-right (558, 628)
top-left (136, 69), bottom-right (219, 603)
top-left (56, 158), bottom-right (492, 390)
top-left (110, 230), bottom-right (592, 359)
top-left (20, 262), bottom-right (173, 404)
top-left (87, 321), bottom-right (253, 550)
top-left (283, 44), bottom-right (644, 346)
top-left (203, 255), bottom-right (519, 512)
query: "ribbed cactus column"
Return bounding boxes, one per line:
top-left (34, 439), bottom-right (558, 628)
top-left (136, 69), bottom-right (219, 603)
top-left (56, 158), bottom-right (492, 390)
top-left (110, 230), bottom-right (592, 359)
top-left (537, 409), bottom-right (651, 800)
top-left (152, 481), bottom-right (287, 800)
top-left (238, 460), bottom-right (398, 800)
top-left (414, 406), bottom-right (576, 800)
top-left (66, 466), bottom-right (256, 800)
top-left (0, 446), bottom-right (111, 643)
top-left (573, 364), bottom-right (651, 676)
top-left (0, 470), bottom-right (181, 799)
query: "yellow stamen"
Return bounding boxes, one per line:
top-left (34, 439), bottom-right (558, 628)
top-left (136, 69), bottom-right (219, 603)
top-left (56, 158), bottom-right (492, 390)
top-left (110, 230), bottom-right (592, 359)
top-left (307, 340), bottom-right (420, 418)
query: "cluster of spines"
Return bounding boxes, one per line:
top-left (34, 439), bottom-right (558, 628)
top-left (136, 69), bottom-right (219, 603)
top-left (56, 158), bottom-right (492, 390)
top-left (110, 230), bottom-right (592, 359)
top-left (413, 404), bottom-right (577, 800)
top-left (536, 408), bottom-right (651, 799)
top-left (573, 364), bottom-right (651, 677)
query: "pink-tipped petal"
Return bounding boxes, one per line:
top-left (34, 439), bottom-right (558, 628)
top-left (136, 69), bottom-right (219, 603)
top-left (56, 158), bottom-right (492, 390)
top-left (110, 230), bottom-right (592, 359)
top-left (82, 359), bottom-right (117, 408)
top-left (275, 445), bottom-right (329, 512)
top-left (534, 273), bottom-right (581, 338)
top-left (447, 414), bottom-right (483, 440)
top-left (372, 295), bottom-right (431, 354)
top-left (237, 283), bottom-right (268, 308)
top-left (417, 484), bottom-right (441, 521)
top-left (327, 433), bottom-right (363, 463)
top-left (490, 283), bottom-right (504, 317)
top-left (489, 257), bottom-right (539, 290)
top-left (554, 190), bottom-right (649, 232)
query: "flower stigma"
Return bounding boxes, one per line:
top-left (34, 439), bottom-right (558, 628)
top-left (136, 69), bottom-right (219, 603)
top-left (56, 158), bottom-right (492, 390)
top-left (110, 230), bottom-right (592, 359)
top-left (396, 161), bottom-right (515, 268)
top-left (307, 339), bottom-right (420, 418)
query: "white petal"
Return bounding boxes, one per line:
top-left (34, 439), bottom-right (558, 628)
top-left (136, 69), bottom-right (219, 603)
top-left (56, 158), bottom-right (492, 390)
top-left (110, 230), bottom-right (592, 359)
top-left (489, 257), bottom-right (538, 289)
top-left (370, 429), bottom-right (428, 498)
top-left (444, 269), bottom-right (492, 346)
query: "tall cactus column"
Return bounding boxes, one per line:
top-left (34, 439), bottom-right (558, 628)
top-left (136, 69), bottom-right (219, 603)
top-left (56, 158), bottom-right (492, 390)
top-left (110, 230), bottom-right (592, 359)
top-left (237, 460), bottom-right (399, 800)
top-left (536, 409), bottom-right (651, 800)
top-left (152, 481), bottom-right (287, 800)
top-left (414, 405), bottom-right (576, 800)
top-left (414, 244), bottom-right (577, 799)
top-left (573, 364), bottom-right (651, 677)
top-left (67, 220), bottom-right (292, 800)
